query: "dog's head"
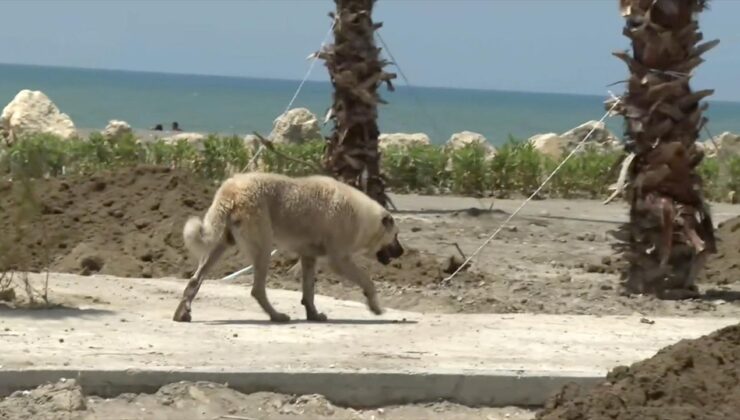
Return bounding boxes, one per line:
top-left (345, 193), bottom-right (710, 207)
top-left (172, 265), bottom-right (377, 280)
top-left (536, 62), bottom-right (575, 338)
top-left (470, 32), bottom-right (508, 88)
top-left (374, 212), bottom-right (404, 265)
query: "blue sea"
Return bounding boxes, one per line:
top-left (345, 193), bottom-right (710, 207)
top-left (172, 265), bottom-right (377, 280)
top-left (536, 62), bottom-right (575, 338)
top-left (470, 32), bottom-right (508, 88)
top-left (2, 63), bottom-right (739, 145)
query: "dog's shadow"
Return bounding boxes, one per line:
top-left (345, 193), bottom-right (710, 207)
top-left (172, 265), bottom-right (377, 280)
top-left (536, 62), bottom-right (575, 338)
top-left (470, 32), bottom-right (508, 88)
top-left (197, 318), bottom-right (418, 326)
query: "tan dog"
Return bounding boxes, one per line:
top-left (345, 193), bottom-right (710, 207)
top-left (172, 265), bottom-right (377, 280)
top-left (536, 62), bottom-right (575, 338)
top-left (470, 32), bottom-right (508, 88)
top-left (173, 172), bottom-right (404, 323)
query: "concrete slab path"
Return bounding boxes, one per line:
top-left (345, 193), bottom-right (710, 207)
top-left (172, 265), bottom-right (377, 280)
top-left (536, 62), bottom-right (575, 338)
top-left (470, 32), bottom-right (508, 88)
top-left (1, 273), bottom-right (737, 407)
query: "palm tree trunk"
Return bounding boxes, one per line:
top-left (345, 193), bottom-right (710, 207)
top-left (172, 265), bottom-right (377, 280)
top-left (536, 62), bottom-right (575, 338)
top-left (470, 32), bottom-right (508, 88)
top-left (319, 0), bottom-right (396, 206)
top-left (609, 0), bottom-right (718, 298)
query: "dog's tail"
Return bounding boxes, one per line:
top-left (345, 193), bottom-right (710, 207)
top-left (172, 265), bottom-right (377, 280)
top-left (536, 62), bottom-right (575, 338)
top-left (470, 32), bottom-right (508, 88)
top-left (183, 200), bottom-right (231, 260)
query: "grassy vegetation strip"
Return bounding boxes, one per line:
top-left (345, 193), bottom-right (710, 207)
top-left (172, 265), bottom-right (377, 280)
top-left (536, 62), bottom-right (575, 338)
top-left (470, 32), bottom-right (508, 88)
top-left (1, 133), bottom-right (738, 201)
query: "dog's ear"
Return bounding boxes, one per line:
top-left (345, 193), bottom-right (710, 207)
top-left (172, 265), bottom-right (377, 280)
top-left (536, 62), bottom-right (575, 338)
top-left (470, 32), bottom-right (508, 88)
top-left (381, 214), bottom-right (394, 230)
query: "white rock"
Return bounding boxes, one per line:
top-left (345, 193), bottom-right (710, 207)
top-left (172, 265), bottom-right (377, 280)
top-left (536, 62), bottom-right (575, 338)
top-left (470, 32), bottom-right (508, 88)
top-left (378, 132), bottom-right (431, 149)
top-left (1, 89), bottom-right (77, 144)
top-left (528, 133), bottom-right (569, 159)
top-left (161, 132), bottom-right (207, 150)
top-left (445, 131), bottom-right (497, 158)
top-left (528, 121), bottom-right (621, 159)
top-left (561, 120), bottom-right (619, 146)
top-left (101, 120), bottom-right (132, 140)
top-left (704, 132), bottom-right (740, 158)
top-left (269, 108), bottom-right (322, 144)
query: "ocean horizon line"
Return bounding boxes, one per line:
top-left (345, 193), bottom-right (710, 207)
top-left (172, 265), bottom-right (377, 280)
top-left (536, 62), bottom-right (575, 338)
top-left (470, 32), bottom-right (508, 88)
top-left (4, 61), bottom-right (737, 106)
top-left (3, 61), bottom-right (739, 144)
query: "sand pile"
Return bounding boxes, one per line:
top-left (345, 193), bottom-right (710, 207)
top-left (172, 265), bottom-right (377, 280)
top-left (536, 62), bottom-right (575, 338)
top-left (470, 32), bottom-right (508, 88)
top-left (0, 166), bottom-right (234, 278)
top-left (537, 322), bottom-right (740, 420)
top-left (0, 166), bottom-right (481, 287)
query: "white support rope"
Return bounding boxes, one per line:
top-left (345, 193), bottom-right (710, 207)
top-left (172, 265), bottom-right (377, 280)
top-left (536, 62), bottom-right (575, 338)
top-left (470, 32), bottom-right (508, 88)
top-left (443, 97), bottom-right (622, 283)
top-left (221, 249), bottom-right (279, 281)
top-left (222, 23), bottom-right (333, 282)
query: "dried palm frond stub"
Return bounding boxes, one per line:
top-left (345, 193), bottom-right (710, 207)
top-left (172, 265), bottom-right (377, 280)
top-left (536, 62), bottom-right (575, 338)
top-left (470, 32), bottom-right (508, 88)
top-left (609, 0), bottom-right (718, 298)
top-left (321, 0), bottom-right (397, 207)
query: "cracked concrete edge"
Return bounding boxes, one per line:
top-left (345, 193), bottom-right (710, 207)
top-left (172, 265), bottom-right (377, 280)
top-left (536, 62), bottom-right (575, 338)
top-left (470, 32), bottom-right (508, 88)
top-left (0, 369), bottom-right (603, 407)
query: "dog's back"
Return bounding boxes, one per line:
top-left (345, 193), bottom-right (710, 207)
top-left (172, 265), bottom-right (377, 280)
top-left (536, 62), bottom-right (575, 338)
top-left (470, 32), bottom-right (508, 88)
top-left (222, 172), bottom-right (383, 253)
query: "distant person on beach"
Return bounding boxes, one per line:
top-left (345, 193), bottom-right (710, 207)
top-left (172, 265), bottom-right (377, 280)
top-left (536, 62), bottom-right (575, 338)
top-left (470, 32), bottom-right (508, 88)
top-left (151, 124), bottom-right (163, 131)
top-left (172, 122), bottom-right (182, 132)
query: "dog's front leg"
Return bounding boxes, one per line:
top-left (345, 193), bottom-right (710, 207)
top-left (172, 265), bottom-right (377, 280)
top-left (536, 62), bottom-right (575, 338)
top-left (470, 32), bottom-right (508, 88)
top-left (300, 256), bottom-right (327, 322)
top-left (250, 248), bottom-right (291, 323)
top-left (329, 255), bottom-right (383, 315)
top-left (173, 241), bottom-right (226, 322)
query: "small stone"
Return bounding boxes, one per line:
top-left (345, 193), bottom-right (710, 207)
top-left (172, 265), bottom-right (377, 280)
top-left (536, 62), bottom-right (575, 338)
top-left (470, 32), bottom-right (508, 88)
top-left (585, 263), bottom-right (603, 273)
top-left (556, 274), bottom-right (571, 283)
top-left (134, 219), bottom-right (149, 229)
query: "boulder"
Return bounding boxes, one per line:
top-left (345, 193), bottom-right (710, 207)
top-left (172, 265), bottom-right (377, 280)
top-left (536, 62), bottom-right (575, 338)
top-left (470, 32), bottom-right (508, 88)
top-left (161, 132), bottom-right (207, 150)
top-left (445, 131), bottom-right (497, 158)
top-left (101, 120), bottom-right (132, 140)
top-left (561, 120), bottom-right (619, 146)
top-left (703, 132), bottom-right (740, 158)
top-left (0, 89), bottom-right (77, 144)
top-left (269, 108), bottom-right (322, 144)
top-left (528, 133), bottom-right (569, 159)
top-left (378, 132), bottom-right (431, 149)
top-left (529, 121), bottom-right (621, 159)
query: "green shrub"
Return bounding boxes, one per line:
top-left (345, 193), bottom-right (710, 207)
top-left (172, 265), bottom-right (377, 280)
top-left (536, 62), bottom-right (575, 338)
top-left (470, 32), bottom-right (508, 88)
top-left (544, 147), bottom-right (621, 198)
top-left (447, 144), bottom-right (489, 195)
top-left (698, 157), bottom-right (721, 200)
top-left (2, 133), bottom-right (69, 177)
top-left (382, 144), bottom-right (448, 193)
top-left (489, 138), bottom-right (542, 197)
top-left (193, 135), bottom-right (251, 180)
top-left (261, 140), bottom-right (324, 177)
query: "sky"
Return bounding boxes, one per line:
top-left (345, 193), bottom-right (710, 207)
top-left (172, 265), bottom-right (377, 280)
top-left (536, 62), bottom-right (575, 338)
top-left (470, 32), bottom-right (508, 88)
top-left (2, 0), bottom-right (739, 101)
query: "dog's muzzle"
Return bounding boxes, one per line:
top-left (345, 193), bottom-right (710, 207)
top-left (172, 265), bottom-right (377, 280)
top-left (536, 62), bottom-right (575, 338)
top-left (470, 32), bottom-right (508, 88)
top-left (376, 236), bottom-right (404, 265)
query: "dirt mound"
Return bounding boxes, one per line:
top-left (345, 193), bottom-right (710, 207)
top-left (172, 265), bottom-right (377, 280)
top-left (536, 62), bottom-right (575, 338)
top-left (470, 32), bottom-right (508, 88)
top-left (0, 166), bottom-right (475, 288)
top-left (537, 322), bottom-right (740, 420)
top-left (0, 166), bottom-right (240, 278)
top-left (703, 215), bottom-right (740, 286)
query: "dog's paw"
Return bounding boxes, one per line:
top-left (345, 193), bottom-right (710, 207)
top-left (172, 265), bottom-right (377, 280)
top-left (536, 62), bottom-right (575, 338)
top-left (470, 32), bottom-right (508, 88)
top-left (365, 294), bottom-right (383, 315)
top-left (173, 303), bottom-right (192, 322)
top-left (307, 312), bottom-right (328, 322)
top-left (173, 310), bottom-right (192, 323)
top-left (270, 312), bottom-right (291, 323)
top-left (368, 303), bottom-right (384, 316)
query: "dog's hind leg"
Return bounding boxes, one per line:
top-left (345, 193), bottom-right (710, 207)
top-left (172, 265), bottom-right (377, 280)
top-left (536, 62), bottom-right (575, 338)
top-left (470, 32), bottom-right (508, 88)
top-left (173, 241), bottom-right (226, 322)
top-left (300, 256), bottom-right (327, 322)
top-left (328, 255), bottom-right (383, 315)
